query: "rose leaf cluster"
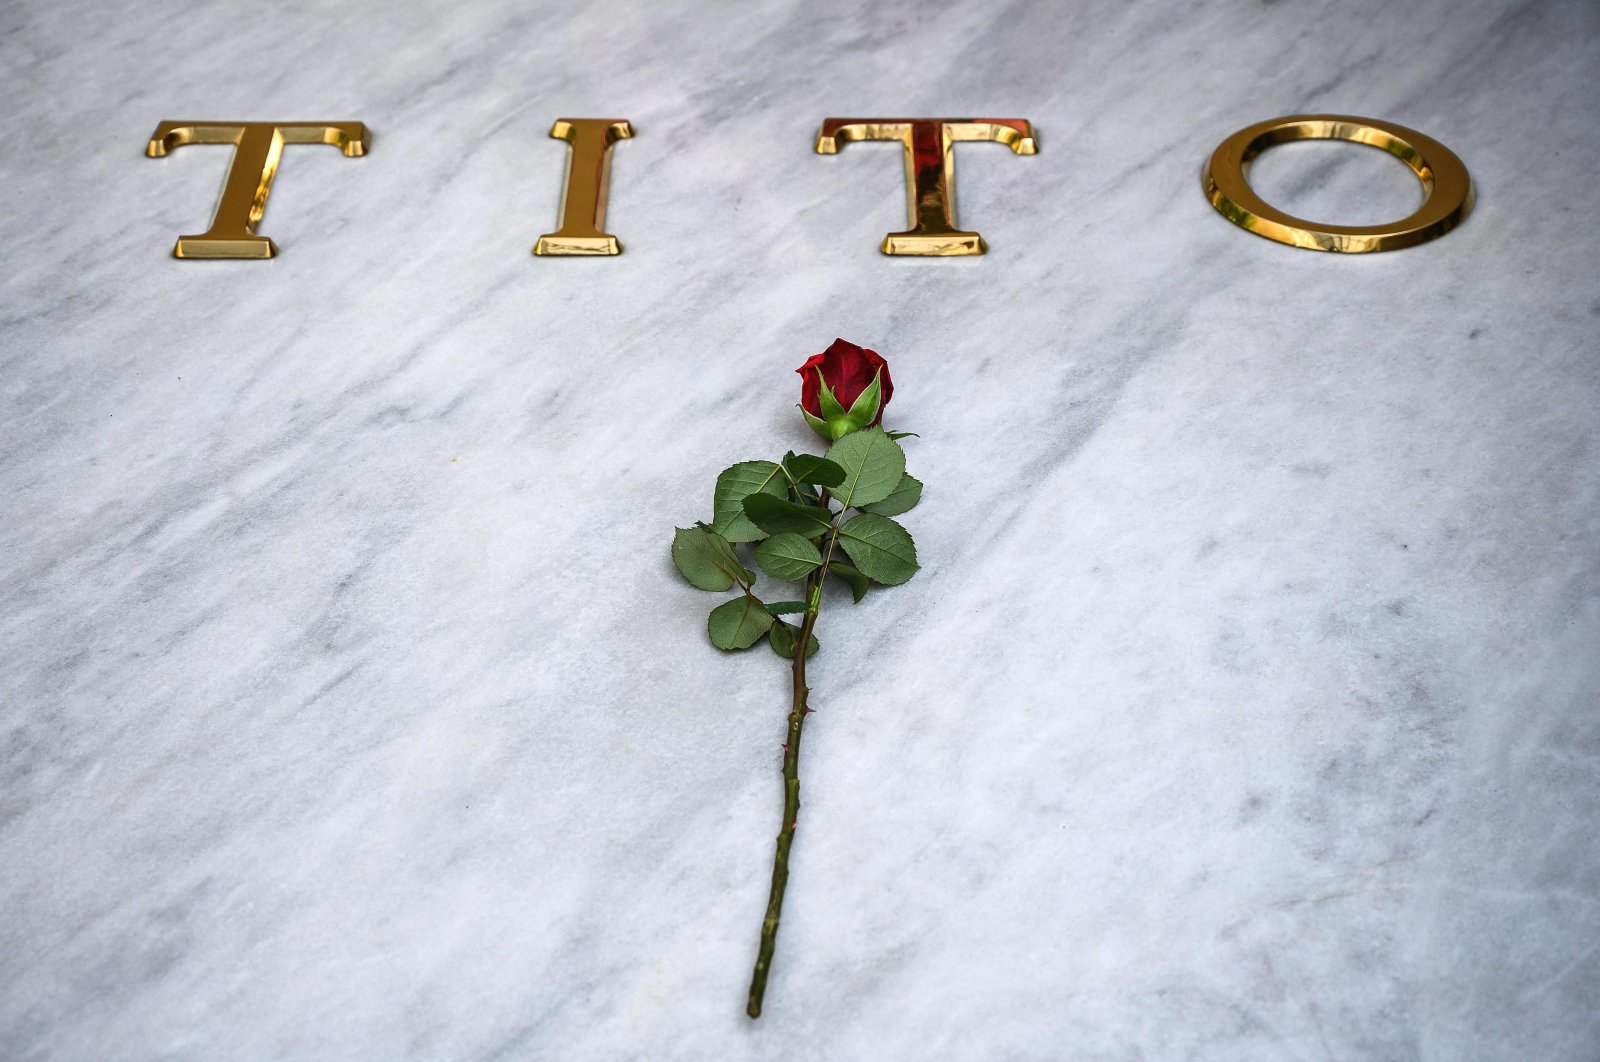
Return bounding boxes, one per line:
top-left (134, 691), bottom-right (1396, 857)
top-left (671, 427), bottom-right (921, 653)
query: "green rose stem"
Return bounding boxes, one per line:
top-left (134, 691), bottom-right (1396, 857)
top-left (746, 491), bottom-right (842, 1019)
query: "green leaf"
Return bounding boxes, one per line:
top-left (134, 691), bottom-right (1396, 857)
top-left (887, 431), bottom-right (919, 441)
top-left (837, 513), bottom-right (919, 585)
top-left (743, 494), bottom-right (834, 537)
top-left (699, 523), bottom-right (756, 583)
top-left (860, 474), bottom-right (922, 517)
top-left (829, 562), bottom-right (870, 603)
top-left (783, 454), bottom-right (846, 488)
top-left (769, 619), bottom-right (819, 659)
top-left (764, 601), bottom-right (808, 616)
top-left (754, 533), bottom-right (823, 580)
top-left (712, 461), bottom-right (787, 542)
top-left (708, 596), bottom-right (775, 650)
top-left (671, 526), bottom-right (737, 591)
top-left (825, 427), bottom-right (905, 509)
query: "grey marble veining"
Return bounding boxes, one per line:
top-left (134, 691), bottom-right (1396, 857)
top-left (3, 0), bottom-right (1598, 1058)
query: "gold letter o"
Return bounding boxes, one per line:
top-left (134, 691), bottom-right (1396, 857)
top-left (1203, 114), bottom-right (1473, 253)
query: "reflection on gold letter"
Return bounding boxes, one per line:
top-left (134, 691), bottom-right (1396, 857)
top-left (815, 118), bottom-right (1037, 256)
top-left (145, 122), bottom-right (369, 259)
top-left (1203, 114), bottom-right (1473, 253)
top-left (534, 119), bottom-right (633, 256)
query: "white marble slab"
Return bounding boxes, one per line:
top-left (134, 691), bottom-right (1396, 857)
top-left (2, 0), bottom-right (1598, 1058)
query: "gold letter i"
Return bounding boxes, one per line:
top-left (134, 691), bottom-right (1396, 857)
top-left (534, 119), bottom-right (633, 256)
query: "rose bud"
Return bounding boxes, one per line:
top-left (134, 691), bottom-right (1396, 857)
top-left (796, 338), bottom-right (894, 440)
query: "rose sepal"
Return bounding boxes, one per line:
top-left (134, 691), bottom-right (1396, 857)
top-left (806, 368), bottom-right (884, 441)
top-left (800, 404), bottom-right (834, 441)
top-left (842, 370), bottom-right (884, 432)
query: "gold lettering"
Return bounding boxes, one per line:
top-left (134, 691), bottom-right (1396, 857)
top-left (534, 119), bottom-right (633, 256)
top-left (815, 118), bottom-right (1037, 256)
top-left (1202, 114), bottom-right (1473, 253)
top-left (145, 122), bottom-right (369, 259)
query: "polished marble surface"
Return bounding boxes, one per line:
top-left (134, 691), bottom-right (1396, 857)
top-left (3, 0), bottom-right (1599, 1058)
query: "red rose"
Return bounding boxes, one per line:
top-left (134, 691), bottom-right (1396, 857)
top-left (796, 339), bottom-right (893, 440)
